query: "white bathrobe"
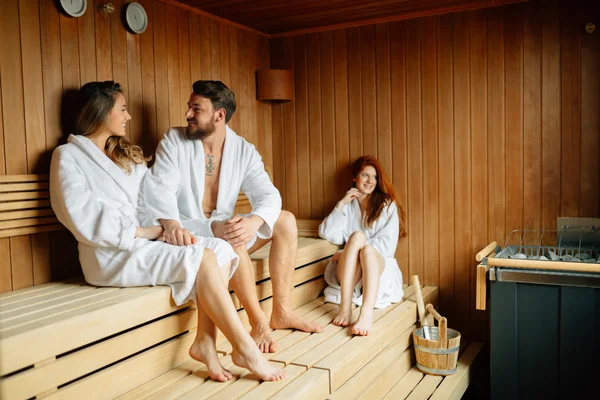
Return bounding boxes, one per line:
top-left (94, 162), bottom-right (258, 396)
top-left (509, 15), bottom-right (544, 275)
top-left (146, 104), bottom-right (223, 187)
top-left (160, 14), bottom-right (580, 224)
top-left (319, 200), bottom-right (404, 308)
top-left (139, 126), bottom-right (282, 245)
top-left (50, 134), bottom-right (239, 306)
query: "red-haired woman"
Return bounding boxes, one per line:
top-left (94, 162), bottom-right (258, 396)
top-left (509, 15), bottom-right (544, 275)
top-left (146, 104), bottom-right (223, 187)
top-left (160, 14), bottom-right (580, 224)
top-left (319, 156), bottom-right (407, 336)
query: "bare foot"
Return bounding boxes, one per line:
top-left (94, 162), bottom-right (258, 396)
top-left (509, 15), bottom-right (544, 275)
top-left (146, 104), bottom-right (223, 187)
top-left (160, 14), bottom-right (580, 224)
top-left (250, 320), bottom-right (278, 353)
top-left (189, 336), bottom-right (233, 382)
top-left (270, 310), bottom-right (323, 333)
top-left (332, 305), bottom-right (353, 327)
top-left (231, 346), bottom-right (287, 381)
top-left (352, 310), bottom-right (373, 336)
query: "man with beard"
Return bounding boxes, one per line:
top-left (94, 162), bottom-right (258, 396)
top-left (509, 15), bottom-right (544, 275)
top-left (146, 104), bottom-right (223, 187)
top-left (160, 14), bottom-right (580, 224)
top-left (140, 80), bottom-right (322, 353)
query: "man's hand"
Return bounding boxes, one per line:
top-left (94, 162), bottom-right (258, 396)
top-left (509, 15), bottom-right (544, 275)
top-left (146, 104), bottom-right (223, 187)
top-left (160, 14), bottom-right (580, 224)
top-left (159, 219), bottom-right (197, 246)
top-left (216, 215), bottom-right (263, 248)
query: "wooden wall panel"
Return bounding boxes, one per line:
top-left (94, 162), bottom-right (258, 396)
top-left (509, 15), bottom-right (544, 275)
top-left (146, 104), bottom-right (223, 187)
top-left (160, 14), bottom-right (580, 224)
top-left (270, 0), bottom-right (600, 339)
top-left (0, 0), bottom-right (272, 293)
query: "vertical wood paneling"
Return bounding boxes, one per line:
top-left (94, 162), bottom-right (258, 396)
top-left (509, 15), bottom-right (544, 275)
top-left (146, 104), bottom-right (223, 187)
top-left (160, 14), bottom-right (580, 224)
top-left (210, 19), bottom-right (221, 81)
top-left (375, 24), bottom-right (392, 183)
top-left (270, 39), bottom-right (286, 203)
top-left (294, 36), bottom-right (310, 219)
top-left (320, 31), bottom-right (337, 214)
top-left (360, 25), bottom-right (377, 157)
top-left (0, 0), bottom-right (272, 293)
top-left (347, 28), bottom-right (363, 163)
top-left (421, 17), bottom-right (439, 287)
top-left (405, 19), bottom-right (424, 281)
top-left (541, 0), bottom-right (561, 243)
top-left (283, 37), bottom-right (299, 216)
top-left (307, 34), bottom-right (323, 218)
top-left (580, 1), bottom-right (600, 217)
top-left (390, 21), bottom-right (409, 281)
top-left (453, 11), bottom-right (472, 336)
top-left (523, 0), bottom-right (542, 244)
top-left (333, 29), bottom-right (350, 208)
top-left (437, 14), bottom-right (455, 322)
top-left (228, 26), bottom-right (239, 132)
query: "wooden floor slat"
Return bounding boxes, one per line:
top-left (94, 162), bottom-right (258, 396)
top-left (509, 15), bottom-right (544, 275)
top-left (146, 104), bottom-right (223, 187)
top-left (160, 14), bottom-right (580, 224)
top-left (406, 375), bottom-right (444, 400)
top-left (270, 367), bottom-right (330, 400)
top-left (381, 368), bottom-right (426, 400)
top-left (238, 364), bottom-right (307, 400)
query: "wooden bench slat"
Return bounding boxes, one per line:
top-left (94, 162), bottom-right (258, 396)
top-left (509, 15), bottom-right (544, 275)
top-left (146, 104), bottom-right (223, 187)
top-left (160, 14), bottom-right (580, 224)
top-left (0, 174), bottom-right (49, 183)
top-left (0, 216), bottom-right (58, 230)
top-left (0, 208), bottom-right (55, 221)
top-left (270, 367), bottom-right (330, 400)
top-left (0, 183), bottom-right (49, 192)
top-left (0, 199), bottom-right (50, 211)
top-left (0, 285), bottom-right (96, 317)
top-left (238, 364), bottom-right (307, 400)
top-left (429, 342), bottom-right (484, 400)
top-left (0, 278), bottom-right (82, 302)
top-left (407, 375), bottom-right (444, 400)
top-left (0, 223), bottom-right (63, 238)
top-left (0, 286), bottom-right (186, 375)
top-left (0, 309), bottom-right (196, 400)
top-left (0, 190), bottom-right (49, 201)
top-left (316, 302), bottom-right (417, 391)
top-left (381, 368), bottom-right (426, 400)
top-left (45, 332), bottom-right (197, 400)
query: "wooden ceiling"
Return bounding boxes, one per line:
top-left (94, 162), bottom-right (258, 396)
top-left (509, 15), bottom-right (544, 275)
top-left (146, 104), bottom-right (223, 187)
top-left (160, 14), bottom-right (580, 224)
top-left (174, 0), bottom-right (528, 36)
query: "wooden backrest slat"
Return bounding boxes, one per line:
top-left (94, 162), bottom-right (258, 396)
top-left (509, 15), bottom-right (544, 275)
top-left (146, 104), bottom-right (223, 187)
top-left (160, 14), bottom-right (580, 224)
top-left (0, 216), bottom-right (59, 230)
top-left (0, 174), bottom-right (49, 183)
top-left (0, 199), bottom-right (50, 212)
top-left (0, 191), bottom-right (49, 202)
top-left (0, 224), bottom-right (64, 239)
top-left (0, 209), bottom-right (55, 221)
top-left (0, 182), bottom-right (49, 192)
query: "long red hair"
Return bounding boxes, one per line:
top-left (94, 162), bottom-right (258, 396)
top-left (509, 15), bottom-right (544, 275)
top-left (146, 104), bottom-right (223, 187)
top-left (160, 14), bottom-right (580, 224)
top-left (352, 156), bottom-right (407, 238)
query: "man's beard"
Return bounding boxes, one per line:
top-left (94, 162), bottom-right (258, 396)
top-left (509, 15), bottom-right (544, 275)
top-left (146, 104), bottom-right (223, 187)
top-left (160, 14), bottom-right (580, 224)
top-left (186, 119), bottom-right (215, 140)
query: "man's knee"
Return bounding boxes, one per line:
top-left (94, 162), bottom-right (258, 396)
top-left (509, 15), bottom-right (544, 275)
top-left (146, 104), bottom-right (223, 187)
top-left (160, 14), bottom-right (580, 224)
top-left (274, 210), bottom-right (297, 236)
top-left (347, 231), bottom-right (367, 248)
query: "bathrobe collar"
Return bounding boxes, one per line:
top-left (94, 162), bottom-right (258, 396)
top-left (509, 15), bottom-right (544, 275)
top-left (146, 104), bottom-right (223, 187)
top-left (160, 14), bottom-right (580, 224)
top-left (67, 134), bottom-right (139, 204)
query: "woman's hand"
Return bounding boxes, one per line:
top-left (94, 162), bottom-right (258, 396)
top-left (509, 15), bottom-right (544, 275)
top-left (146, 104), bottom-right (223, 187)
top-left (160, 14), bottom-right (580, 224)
top-left (135, 225), bottom-right (165, 241)
top-left (332, 249), bottom-right (344, 263)
top-left (336, 188), bottom-right (361, 211)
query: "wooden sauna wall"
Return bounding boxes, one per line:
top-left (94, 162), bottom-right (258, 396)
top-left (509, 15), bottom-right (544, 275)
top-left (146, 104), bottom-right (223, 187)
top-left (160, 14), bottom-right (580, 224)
top-left (270, 0), bottom-right (600, 339)
top-left (0, 0), bottom-right (271, 293)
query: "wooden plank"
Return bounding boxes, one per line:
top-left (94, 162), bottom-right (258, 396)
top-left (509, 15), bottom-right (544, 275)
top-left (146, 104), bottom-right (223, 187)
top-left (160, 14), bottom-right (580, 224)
top-left (523, 0), bottom-right (542, 245)
top-left (405, 19), bottom-right (424, 281)
top-left (19, 0), bottom-right (47, 174)
top-left (540, 0), bottom-right (561, 243)
top-left (375, 22), bottom-right (392, 195)
top-left (333, 29), bottom-right (350, 208)
top-left (270, 40), bottom-right (285, 200)
top-left (0, 284), bottom-right (94, 315)
top-left (45, 332), bottom-right (196, 400)
top-left (307, 33), bottom-right (324, 219)
top-left (0, 182), bottom-right (49, 192)
top-left (320, 31), bottom-right (337, 214)
top-left (209, 19), bottom-right (222, 81)
top-left (270, 367), bottom-right (329, 400)
top-left (316, 303), bottom-right (416, 391)
top-left (0, 239), bottom-right (11, 294)
top-left (330, 330), bottom-right (415, 400)
top-left (77, 0), bottom-right (96, 85)
top-left (166, 4), bottom-right (182, 129)
top-left (219, 23), bottom-right (231, 86)
top-left (421, 16), bottom-right (439, 287)
top-left (0, 309), bottom-right (196, 400)
top-left (227, 26), bottom-right (239, 130)
top-left (238, 364), bottom-right (306, 400)
top-left (10, 236), bottom-right (33, 291)
top-left (126, 30), bottom-right (144, 147)
top-left (282, 36), bottom-right (299, 215)
top-left (347, 27), bottom-right (363, 163)
top-left (153, 0), bottom-right (170, 139)
top-left (0, 174), bottom-right (48, 183)
top-left (0, 209), bottom-right (54, 221)
top-left (360, 25), bottom-right (377, 157)
top-left (0, 287), bottom-right (188, 375)
top-left (296, 219), bottom-right (321, 237)
top-left (294, 35), bottom-right (311, 219)
top-left (580, 1), bottom-right (600, 216)
top-left (95, 0), bottom-right (112, 81)
top-left (0, 216), bottom-right (58, 230)
top-left (437, 13), bottom-right (456, 324)
top-left (0, 279), bottom-right (81, 302)
top-left (382, 367), bottom-right (425, 400)
top-left (407, 375), bottom-right (443, 400)
top-left (453, 11), bottom-right (472, 337)
top-left (0, 191), bottom-right (50, 201)
top-left (390, 21), bottom-right (409, 277)
top-left (179, 8), bottom-right (192, 128)
top-left (430, 342), bottom-right (483, 400)
top-left (140, 0), bottom-right (158, 155)
top-left (0, 224), bottom-right (63, 239)
top-left (0, 199), bottom-right (50, 212)
top-left (60, 6), bottom-right (80, 91)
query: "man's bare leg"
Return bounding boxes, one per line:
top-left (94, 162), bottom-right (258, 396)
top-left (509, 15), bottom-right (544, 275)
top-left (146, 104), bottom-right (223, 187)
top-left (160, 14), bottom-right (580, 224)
top-left (229, 246), bottom-right (278, 353)
top-left (193, 249), bottom-right (286, 381)
top-left (261, 211), bottom-right (323, 333)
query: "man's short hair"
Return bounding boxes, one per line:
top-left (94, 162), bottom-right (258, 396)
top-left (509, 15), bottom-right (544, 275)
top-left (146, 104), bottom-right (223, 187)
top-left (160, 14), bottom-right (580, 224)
top-left (192, 80), bottom-right (236, 123)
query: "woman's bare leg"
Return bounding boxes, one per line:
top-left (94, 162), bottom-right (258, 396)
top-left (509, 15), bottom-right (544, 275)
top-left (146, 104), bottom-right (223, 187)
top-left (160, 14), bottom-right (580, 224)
top-left (333, 231), bottom-right (366, 327)
top-left (352, 244), bottom-right (385, 336)
top-left (194, 249), bottom-right (286, 381)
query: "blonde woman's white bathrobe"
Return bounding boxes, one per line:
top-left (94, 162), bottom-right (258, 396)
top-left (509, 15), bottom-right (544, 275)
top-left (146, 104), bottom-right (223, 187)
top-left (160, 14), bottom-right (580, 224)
top-left (50, 135), bottom-right (239, 306)
top-left (139, 126), bottom-right (281, 246)
top-left (319, 200), bottom-right (404, 308)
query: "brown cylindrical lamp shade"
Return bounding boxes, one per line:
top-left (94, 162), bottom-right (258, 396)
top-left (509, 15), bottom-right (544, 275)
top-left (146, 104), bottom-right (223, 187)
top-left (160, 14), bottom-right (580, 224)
top-left (256, 69), bottom-right (293, 101)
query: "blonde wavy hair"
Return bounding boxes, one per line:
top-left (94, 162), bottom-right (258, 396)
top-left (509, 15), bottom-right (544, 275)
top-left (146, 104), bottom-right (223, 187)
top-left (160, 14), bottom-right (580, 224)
top-left (76, 81), bottom-right (149, 173)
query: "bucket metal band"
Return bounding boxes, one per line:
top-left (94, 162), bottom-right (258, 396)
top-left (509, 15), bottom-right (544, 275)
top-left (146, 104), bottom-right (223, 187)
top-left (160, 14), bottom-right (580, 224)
top-left (416, 363), bottom-right (457, 376)
top-left (414, 344), bottom-right (460, 355)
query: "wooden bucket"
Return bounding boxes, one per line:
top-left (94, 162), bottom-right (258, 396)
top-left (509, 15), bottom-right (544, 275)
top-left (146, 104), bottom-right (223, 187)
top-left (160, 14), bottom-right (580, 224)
top-left (412, 304), bottom-right (461, 376)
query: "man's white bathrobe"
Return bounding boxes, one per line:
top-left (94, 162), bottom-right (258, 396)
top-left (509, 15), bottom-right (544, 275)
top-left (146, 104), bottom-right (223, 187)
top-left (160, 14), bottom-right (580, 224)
top-left (139, 126), bottom-right (281, 245)
top-left (50, 135), bottom-right (239, 306)
top-left (319, 200), bottom-right (404, 308)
